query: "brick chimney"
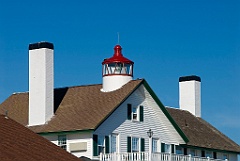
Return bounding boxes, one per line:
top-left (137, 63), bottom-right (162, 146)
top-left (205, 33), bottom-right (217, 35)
top-left (179, 75), bottom-right (201, 117)
top-left (28, 42), bottom-right (54, 126)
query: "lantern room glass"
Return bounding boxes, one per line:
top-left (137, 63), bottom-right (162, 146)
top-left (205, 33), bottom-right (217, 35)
top-left (102, 63), bottom-right (133, 76)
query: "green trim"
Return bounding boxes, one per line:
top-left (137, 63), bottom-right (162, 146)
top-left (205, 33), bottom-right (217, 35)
top-left (127, 136), bottom-right (131, 152)
top-left (142, 80), bottom-right (189, 143)
top-left (161, 143), bottom-right (165, 152)
top-left (105, 136), bottom-right (110, 153)
top-left (127, 104), bottom-right (132, 120)
top-left (201, 150), bottom-right (205, 157)
top-left (180, 144), bottom-right (240, 154)
top-left (141, 138), bottom-right (145, 152)
top-left (140, 105), bottom-right (144, 122)
top-left (38, 129), bottom-right (94, 136)
top-left (171, 144), bottom-right (175, 153)
top-left (93, 134), bottom-right (98, 156)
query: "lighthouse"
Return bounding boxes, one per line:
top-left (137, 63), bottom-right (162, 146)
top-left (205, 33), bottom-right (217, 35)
top-left (102, 45), bottom-right (134, 92)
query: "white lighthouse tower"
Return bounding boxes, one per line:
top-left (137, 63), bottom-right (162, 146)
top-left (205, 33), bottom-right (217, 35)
top-left (102, 45), bottom-right (134, 92)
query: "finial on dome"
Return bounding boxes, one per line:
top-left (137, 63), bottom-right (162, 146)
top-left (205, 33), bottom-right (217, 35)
top-left (114, 45), bottom-right (122, 57)
top-left (117, 32), bottom-right (120, 45)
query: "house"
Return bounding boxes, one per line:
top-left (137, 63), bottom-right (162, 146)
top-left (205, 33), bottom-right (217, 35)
top-left (0, 42), bottom-right (239, 161)
top-left (0, 114), bottom-right (82, 161)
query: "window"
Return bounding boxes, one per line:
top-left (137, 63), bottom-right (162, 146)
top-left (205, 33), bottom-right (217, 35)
top-left (127, 104), bottom-right (144, 122)
top-left (58, 135), bottom-right (67, 150)
top-left (98, 136), bottom-right (105, 155)
top-left (111, 134), bottom-right (118, 153)
top-left (132, 107), bottom-right (138, 120)
top-left (128, 137), bottom-right (144, 152)
top-left (176, 146), bottom-right (183, 154)
top-left (132, 137), bottom-right (139, 152)
top-left (165, 144), bottom-right (171, 153)
top-left (152, 139), bottom-right (158, 153)
top-left (189, 149), bottom-right (196, 156)
top-left (223, 154), bottom-right (228, 160)
top-left (206, 151), bottom-right (212, 158)
top-left (103, 63), bottom-right (133, 75)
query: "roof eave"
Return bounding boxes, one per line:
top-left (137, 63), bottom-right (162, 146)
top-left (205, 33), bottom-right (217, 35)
top-left (38, 129), bottom-right (94, 136)
top-left (180, 144), bottom-right (240, 154)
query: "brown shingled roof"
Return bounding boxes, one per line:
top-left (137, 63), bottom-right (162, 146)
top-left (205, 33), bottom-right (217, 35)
top-left (0, 114), bottom-right (81, 161)
top-left (166, 107), bottom-right (240, 153)
top-left (0, 79), bottom-right (143, 133)
top-left (1, 79), bottom-right (239, 154)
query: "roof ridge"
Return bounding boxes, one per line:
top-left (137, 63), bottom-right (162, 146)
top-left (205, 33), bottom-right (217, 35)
top-left (55, 83), bottom-right (102, 89)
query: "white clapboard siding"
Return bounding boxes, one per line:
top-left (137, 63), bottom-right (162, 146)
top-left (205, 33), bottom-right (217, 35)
top-left (94, 84), bottom-right (185, 153)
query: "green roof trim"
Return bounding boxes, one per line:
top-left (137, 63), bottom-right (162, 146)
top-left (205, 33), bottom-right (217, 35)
top-left (38, 129), bottom-right (94, 136)
top-left (142, 79), bottom-right (189, 143)
top-left (180, 144), bottom-right (240, 154)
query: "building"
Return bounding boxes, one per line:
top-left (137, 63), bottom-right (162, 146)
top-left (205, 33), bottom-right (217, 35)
top-left (0, 114), bottom-right (81, 161)
top-left (0, 42), bottom-right (239, 161)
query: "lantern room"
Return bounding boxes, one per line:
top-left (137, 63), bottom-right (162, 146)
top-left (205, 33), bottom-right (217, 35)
top-left (102, 45), bottom-right (134, 76)
top-left (101, 45), bottom-right (134, 92)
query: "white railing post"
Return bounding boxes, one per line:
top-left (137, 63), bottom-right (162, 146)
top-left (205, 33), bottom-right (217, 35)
top-left (98, 152), bottom-right (231, 161)
top-left (188, 154), bottom-right (191, 161)
top-left (149, 137), bottom-right (152, 161)
top-left (207, 156), bottom-right (210, 161)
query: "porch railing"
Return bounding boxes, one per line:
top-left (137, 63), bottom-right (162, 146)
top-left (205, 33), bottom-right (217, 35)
top-left (100, 152), bottom-right (227, 161)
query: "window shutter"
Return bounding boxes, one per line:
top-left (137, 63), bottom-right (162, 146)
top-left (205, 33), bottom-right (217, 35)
top-left (93, 134), bottom-right (98, 156)
top-left (127, 104), bottom-right (132, 120)
top-left (161, 143), bottom-right (165, 152)
top-left (140, 106), bottom-right (144, 122)
top-left (105, 136), bottom-right (109, 154)
top-left (141, 138), bottom-right (145, 152)
top-left (127, 137), bottom-right (131, 152)
top-left (213, 152), bottom-right (217, 159)
top-left (184, 148), bottom-right (187, 155)
top-left (171, 144), bottom-right (174, 153)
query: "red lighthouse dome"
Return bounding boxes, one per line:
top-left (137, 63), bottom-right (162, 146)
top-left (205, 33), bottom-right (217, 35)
top-left (102, 45), bottom-right (134, 64)
top-left (101, 45), bottom-right (134, 92)
top-left (102, 45), bottom-right (134, 76)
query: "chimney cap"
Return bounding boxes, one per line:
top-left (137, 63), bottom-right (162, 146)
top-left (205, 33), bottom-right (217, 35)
top-left (29, 42), bottom-right (54, 50)
top-left (179, 75), bottom-right (201, 82)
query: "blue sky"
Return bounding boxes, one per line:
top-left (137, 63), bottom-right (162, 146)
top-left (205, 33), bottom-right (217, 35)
top-left (0, 0), bottom-right (239, 150)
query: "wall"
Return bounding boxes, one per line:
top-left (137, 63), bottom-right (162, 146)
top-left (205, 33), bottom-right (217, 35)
top-left (42, 131), bottom-right (93, 159)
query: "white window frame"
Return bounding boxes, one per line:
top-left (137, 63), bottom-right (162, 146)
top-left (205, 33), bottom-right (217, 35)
top-left (132, 137), bottom-right (140, 152)
top-left (111, 134), bottom-right (118, 153)
top-left (132, 107), bottom-right (139, 121)
top-left (58, 135), bottom-right (67, 150)
top-left (152, 138), bottom-right (159, 153)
